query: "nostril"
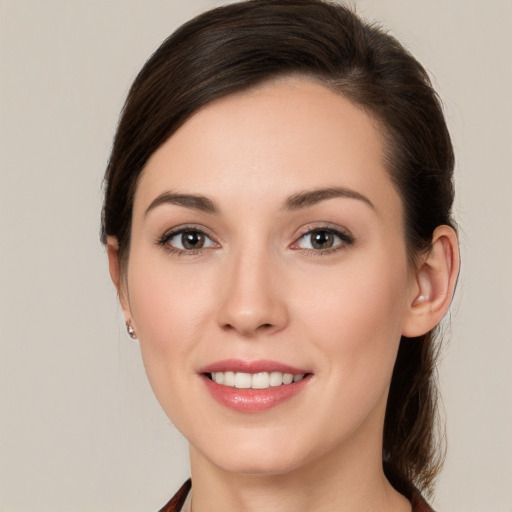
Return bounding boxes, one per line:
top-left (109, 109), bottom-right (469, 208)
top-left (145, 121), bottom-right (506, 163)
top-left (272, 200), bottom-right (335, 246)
top-left (255, 323), bottom-right (275, 333)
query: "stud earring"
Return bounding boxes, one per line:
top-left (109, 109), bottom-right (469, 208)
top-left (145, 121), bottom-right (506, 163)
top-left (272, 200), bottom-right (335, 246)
top-left (126, 321), bottom-right (137, 339)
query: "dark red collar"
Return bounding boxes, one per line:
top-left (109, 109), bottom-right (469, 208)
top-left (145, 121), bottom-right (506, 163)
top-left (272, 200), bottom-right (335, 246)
top-left (158, 478), bottom-right (436, 512)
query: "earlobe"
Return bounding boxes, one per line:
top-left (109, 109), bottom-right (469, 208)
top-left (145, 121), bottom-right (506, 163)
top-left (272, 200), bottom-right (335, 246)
top-left (106, 236), bottom-right (132, 318)
top-left (402, 225), bottom-right (460, 337)
top-left (412, 293), bottom-right (429, 306)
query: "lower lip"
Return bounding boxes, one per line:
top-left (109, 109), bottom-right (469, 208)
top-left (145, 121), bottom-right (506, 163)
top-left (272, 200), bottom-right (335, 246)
top-left (202, 375), bottom-right (310, 413)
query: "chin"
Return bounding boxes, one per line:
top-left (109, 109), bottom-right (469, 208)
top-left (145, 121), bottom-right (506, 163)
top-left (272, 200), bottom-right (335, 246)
top-left (191, 429), bottom-right (324, 478)
top-left (212, 452), bottom-right (307, 477)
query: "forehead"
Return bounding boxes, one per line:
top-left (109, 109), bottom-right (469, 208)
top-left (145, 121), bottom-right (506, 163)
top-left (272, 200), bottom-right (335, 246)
top-left (135, 78), bottom-right (400, 219)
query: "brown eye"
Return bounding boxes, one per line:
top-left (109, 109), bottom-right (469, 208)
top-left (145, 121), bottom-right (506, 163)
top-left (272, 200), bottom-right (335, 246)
top-left (161, 228), bottom-right (217, 252)
top-left (310, 230), bottom-right (335, 249)
top-left (294, 227), bottom-right (353, 252)
top-left (181, 231), bottom-right (205, 249)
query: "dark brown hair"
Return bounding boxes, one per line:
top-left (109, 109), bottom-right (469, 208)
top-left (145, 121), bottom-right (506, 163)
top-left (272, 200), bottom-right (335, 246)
top-left (102, 0), bottom-right (455, 496)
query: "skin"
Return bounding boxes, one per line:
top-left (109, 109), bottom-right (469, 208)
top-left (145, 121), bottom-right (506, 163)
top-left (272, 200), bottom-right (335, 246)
top-left (107, 78), bottom-right (459, 512)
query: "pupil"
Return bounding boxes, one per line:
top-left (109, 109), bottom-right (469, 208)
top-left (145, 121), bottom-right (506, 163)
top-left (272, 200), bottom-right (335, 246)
top-left (312, 231), bottom-right (333, 249)
top-left (182, 231), bottom-right (204, 249)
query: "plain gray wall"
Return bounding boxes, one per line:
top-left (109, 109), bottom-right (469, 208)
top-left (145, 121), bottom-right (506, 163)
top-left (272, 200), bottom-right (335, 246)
top-left (1, 1), bottom-right (511, 511)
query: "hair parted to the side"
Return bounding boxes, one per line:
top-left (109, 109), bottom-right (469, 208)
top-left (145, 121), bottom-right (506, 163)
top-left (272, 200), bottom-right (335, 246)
top-left (101, 0), bottom-right (455, 496)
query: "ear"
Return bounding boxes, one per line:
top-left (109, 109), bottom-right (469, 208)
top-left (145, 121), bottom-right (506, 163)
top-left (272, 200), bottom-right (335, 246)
top-left (106, 236), bottom-right (132, 320)
top-left (402, 225), bottom-right (460, 337)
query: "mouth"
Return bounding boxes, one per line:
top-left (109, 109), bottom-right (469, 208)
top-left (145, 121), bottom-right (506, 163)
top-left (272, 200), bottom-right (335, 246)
top-left (205, 371), bottom-right (307, 389)
top-left (199, 360), bottom-right (312, 412)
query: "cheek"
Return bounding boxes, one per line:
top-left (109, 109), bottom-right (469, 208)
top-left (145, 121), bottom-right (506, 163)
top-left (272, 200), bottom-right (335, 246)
top-left (128, 251), bottom-right (210, 344)
top-left (294, 248), bottom-right (410, 384)
top-left (289, 261), bottom-right (409, 446)
top-left (125, 254), bottom-right (214, 404)
top-left (302, 252), bottom-right (407, 330)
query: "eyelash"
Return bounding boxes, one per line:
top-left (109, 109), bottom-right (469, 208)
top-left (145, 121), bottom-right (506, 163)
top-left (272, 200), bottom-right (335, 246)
top-left (156, 225), bottom-right (354, 256)
top-left (291, 225), bottom-right (355, 256)
top-left (156, 225), bottom-right (218, 256)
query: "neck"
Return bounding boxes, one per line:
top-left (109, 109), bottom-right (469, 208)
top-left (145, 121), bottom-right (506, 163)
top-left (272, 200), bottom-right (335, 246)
top-left (188, 431), bottom-right (411, 512)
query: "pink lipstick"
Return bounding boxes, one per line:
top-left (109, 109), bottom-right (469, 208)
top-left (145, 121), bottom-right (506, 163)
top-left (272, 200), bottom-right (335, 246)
top-left (199, 359), bottom-right (312, 413)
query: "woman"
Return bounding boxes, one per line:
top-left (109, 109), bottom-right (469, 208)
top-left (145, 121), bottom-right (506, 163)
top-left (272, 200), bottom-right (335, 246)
top-left (101, 1), bottom-right (459, 510)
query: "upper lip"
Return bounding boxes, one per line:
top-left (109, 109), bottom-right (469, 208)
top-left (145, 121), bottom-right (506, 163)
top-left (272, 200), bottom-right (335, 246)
top-left (198, 359), bottom-right (310, 375)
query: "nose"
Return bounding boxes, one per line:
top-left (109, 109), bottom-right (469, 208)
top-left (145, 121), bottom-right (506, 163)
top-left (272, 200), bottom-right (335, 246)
top-left (216, 247), bottom-right (288, 337)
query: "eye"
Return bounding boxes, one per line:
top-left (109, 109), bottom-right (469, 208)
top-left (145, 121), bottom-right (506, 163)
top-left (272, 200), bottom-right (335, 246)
top-left (293, 227), bottom-right (353, 252)
top-left (159, 228), bottom-right (217, 252)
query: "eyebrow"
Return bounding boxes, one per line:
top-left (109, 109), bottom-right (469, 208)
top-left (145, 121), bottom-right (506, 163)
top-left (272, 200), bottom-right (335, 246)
top-left (145, 192), bottom-right (219, 216)
top-left (144, 186), bottom-right (375, 217)
top-left (283, 187), bottom-right (375, 211)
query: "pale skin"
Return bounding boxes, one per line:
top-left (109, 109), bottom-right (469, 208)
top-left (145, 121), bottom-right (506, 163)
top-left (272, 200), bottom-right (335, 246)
top-left (107, 78), bottom-right (459, 512)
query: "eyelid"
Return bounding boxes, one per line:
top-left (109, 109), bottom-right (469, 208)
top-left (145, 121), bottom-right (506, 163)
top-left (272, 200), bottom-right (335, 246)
top-left (289, 223), bottom-right (354, 252)
top-left (156, 222), bottom-right (353, 255)
top-left (156, 224), bottom-right (220, 253)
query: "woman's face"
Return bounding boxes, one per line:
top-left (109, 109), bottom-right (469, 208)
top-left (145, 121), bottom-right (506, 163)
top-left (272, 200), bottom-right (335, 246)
top-left (119, 78), bottom-right (420, 476)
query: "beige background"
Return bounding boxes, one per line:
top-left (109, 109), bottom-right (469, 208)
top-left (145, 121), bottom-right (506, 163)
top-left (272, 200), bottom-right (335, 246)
top-left (1, 1), bottom-right (511, 511)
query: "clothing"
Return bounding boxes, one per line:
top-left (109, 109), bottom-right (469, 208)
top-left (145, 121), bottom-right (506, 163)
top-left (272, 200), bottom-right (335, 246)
top-left (157, 479), bottom-right (436, 512)
top-left (158, 480), bottom-right (190, 512)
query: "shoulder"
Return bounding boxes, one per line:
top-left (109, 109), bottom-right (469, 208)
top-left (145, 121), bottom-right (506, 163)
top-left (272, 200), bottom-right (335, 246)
top-left (395, 478), bottom-right (436, 512)
top-left (410, 488), bottom-right (437, 512)
top-left (386, 469), bottom-right (437, 512)
top-left (157, 479), bottom-right (191, 512)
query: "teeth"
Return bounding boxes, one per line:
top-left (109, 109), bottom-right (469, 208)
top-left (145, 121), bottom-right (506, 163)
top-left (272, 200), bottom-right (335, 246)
top-left (269, 371), bottom-right (283, 387)
top-left (234, 372), bottom-right (252, 389)
top-left (210, 371), bottom-right (305, 389)
top-left (252, 372), bottom-right (270, 389)
top-left (223, 371), bottom-right (235, 387)
top-left (282, 373), bottom-right (294, 385)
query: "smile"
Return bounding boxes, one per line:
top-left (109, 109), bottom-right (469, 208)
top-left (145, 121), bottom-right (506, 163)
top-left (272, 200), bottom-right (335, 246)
top-left (199, 360), bottom-right (312, 412)
top-left (208, 371), bottom-right (306, 389)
